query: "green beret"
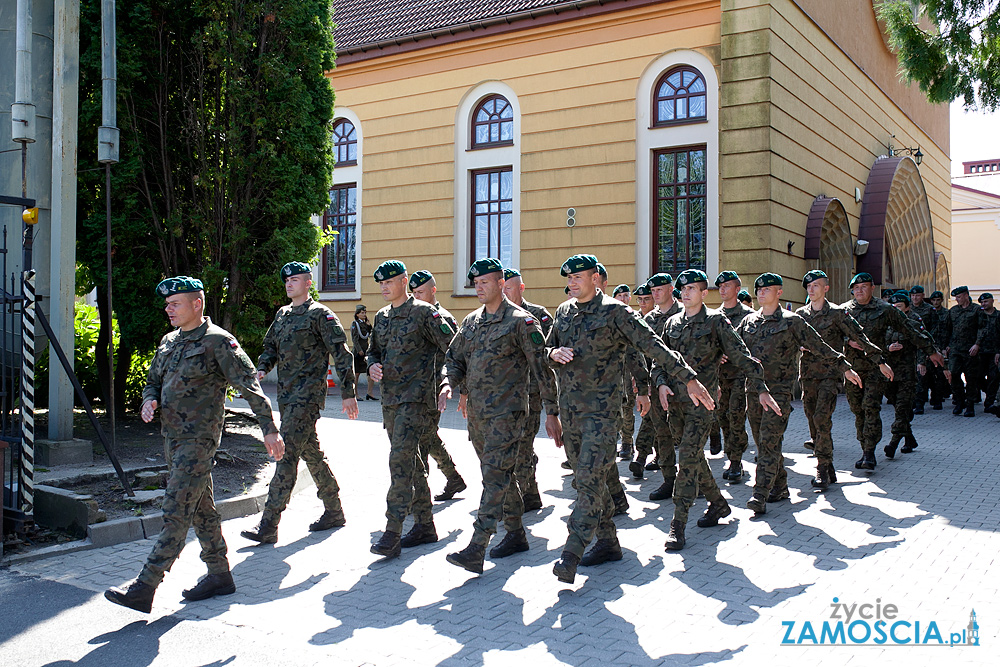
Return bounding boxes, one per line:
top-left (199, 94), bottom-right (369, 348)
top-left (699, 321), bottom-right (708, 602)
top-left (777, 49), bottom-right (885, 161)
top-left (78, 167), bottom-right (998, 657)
top-left (676, 269), bottom-right (709, 287)
top-left (881, 289), bottom-right (893, 299)
top-left (672, 288), bottom-right (681, 299)
top-left (613, 284), bottom-right (630, 296)
top-left (909, 285), bottom-right (925, 294)
top-left (737, 289), bottom-right (752, 304)
top-left (280, 262), bottom-right (311, 280)
top-left (849, 272), bottom-right (874, 287)
top-left (647, 273), bottom-right (673, 287)
top-left (929, 290), bottom-right (944, 300)
top-left (156, 276), bottom-right (203, 298)
top-left (754, 273), bottom-right (783, 290)
top-left (890, 290), bottom-right (910, 305)
top-left (468, 257), bottom-right (503, 281)
top-left (560, 254), bottom-right (599, 276)
top-left (715, 271), bottom-right (740, 287)
top-left (596, 263), bottom-right (608, 279)
top-left (502, 268), bottom-right (521, 280)
top-left (979, 292), bottom-right (994, 302)
top-left (951, 285), bottom-right (969, 297)
top-left (634, 283), bottom-right (651, 296)
top-left (409, 270), bottom-right (434, 290)
top-left (355, 304), bottom-right (367, 314)
top-left (374, 260), bottom-right (406, 283)
top-left (802, 269), bottom-right (828, 288)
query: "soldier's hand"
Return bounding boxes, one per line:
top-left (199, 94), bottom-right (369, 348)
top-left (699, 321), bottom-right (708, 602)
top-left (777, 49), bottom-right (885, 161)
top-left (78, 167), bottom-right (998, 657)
top-left (687, 379), bottom-right (715, 410)
top-left (943, 369), bottom-right (953, 382)
top-left (848, 340), bottom-right (864, 350)
top-left (255, 370), bottom-right (266, 382)
top-left (549, 347), bottom-right (574, 364)
top-left (970, 344), bottom-right (980, 357)
top-left (343, 397), bottom-right (359, 419)
top-left (264, 433), bottom-right (285, 460)
top-left (545, 414), bottom-right (563, 448)
top-left (844, 369), bottom-right (863, 388)
top-left (655, 387), bottom-right (670, 412)
top-left (994, 353), bottom-right (999, 366)
top-left (917, 364), bottom-right (927, 376)
top-left (438, 386), bottom-right (452, 413)
top-left (888, 342), bottom-right (903, 352)
top-left (458, 393), bottom-right (468, 419)
top-left (759, 392), bottom-right (781, 416)
top-left (879, 363), bottom-right (894, 381)
top-left (929, 352), bottom-right (946, 368)
top-left (369, 363), bottom-right (383, 382)
top-left (719, 354), bottom-right (729, 365)
top-left (637, 394), bottom-right (652, 416)
top-left (141, 400), bottom-right (158, 423)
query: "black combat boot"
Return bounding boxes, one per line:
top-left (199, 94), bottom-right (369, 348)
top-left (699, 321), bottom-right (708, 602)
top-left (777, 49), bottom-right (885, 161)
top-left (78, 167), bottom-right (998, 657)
top-left (434, 474), bottom-right (467, 501)
top-left (611, 490), bottom-right (629, 516)
top-left (828, 464), bottom-right (838, 483)
top-left (664, 520), bottom-right (686, 550)
top-left (931, 400), bottom-right (943, 410)
top-left (986, 404), bottom-right (1000, 418)
top-left (553, 552), bottom-right (581, 583)
top-left (489, 528), bottom-right (529, 558)
top-left (629, 455), bottom-right (647, 479)
top-left (811, 462), bottom-right (832, 491)
top-left (900, 433), bottom-right (918, 453)
top-left (709, 430), bottom-right (722, 455)
top-left (371, 530), bottom-right (401, 558)
top-left (579, 538), bottom-right (624, 566)
top-left (803, 439), bottom-right (815, 451)
top-left (964, 403), bottom-right (976, 417)
top-left (884, 434), bottom-right (901, 459)
top-left (696, 499), bottom-right (732, 527)
top-left (767, 486), bottom-right (790, 503)
top-left (724, 459), bottom-right (745, 483)
top-left (618, 442), bottom-right (633, 460)
top-left (746, 493), bottom-right (767, 515)
top-left (953, 403), bottom-right (964, 415)
top-left (913, 403), bottom-right (924, 415)
top-left (182, 572), bottom-right (236, 601)
top-left (105, 579), bottom-right (156, 613)
top-left (240, 518), bottom-right (278, 544)
top-left (400, 522), bottom-right (438, 548)
top-left (855, 451), bottom-right (876, 470)
top-left (648, 478), bottom-right (674, 501)
top-left (446, 543), bottom-right (486, 574)
top-left (560, 460), bottom-right (572, 470)
top-left (645, 456), bottom-right (659, 471)
top-left (309, 509), bottom-right (346, 532)
top-left (522, 491), bottom-right (543, 512)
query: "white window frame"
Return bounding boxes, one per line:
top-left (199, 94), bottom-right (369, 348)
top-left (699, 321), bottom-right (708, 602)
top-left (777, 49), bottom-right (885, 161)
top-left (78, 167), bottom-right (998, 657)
top-left (319, 107), bottom-right (363, 300)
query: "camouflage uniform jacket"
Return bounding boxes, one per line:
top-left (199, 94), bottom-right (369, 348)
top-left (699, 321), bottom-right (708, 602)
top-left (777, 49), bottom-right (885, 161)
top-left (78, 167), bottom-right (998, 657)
top-left (652, 304), bottom-right (768, 402)
top-left (842, 298), bottom-right (935, 374)
top-left (143, 318), bottom-right (277, 442)
top-left (885, 310), bottom-right (928, 368)
top-left (737, 308), bottom-right (850, 394)
top-left (443, 298), bottom-right (559, 419)
top-left (634, 300), bottom-right (682, 395)
top-left (256, 298), bottom-right (356, 406)
top-left (795, 300), bottom-right (884, 380)
top-left (718, 302), bottom-right (756, 380)
top-left (911, 302), bottom-right (937, 342)
top-left (930, 305), bottom-right (949, 344)
top-left (976, 309), bottom-right (1000, 354)
top-left (939, 302), bottom-right (985, 353)
top-left (513, 297), bottom-right (554, 412)
top-left (643, 301), bottom-right (682, 337)
top-left (367, 296), bottom-right (456, 409)
top-left (546, 291), bottom-right (697, 416)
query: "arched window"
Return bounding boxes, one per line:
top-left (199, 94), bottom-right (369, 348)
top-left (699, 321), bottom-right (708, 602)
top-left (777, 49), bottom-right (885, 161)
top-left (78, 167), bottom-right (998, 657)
top-left (654, 66), bottom-right (707, 126)
top-left (333, 119), bottom-right (358, 165)
top-left (471, 95), bottom-right (514, 148)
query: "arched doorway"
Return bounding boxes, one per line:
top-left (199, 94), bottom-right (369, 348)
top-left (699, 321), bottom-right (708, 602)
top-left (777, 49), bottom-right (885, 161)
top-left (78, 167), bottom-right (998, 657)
top-left (804, 197), bottom-right (854, 303)
top-left (934, 252), bottom-right (950, 296)
top-left (857, 156), bottom-right (936, 289)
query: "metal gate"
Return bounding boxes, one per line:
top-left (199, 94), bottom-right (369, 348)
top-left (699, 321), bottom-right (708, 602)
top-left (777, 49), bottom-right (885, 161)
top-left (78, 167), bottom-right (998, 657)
top-left (1, 223), bottom-right (26, 535)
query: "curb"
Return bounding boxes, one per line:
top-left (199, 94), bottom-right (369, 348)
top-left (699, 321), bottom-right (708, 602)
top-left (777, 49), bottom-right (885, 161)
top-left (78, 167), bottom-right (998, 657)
top-left (3, 464), bottom-right (316, 565)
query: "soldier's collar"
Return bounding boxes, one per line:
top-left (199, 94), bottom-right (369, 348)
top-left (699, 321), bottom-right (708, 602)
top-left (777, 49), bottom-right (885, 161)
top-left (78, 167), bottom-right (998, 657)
top-left (290, 297), bottom-right (314, 313)
top-left (178, 317), bottom-right (211, 340)
top-left (389, 295), bottom-right (414, 316)
top-left (683, 304), bottom-right (708, 322)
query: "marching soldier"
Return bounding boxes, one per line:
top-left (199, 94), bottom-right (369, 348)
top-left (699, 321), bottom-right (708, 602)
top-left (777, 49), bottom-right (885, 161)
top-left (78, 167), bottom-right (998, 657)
top-left (715, 271), bottom-right (755, 482)
top-left (241, 263), bottom-right (359, 544)
top-left (909, 285), bottom-right (936, 414)
top-left (367, 261), bottom-right (456, 559)
top-left (883, 291), bottom-right (930, 458)
top-left (441, 259), bottom-right (561, 574)
top-left (613, 284), bottom-right (636, 460)
top-left (629, 283), bottom-right (658, 480)
top-left (737, 290), bottom-right (753, 307)
top-left (105, 277), bottom-right (284, 612)
top-left (976, 293), bottom-right (999, 412)
top-left (940, 285), bottom-right (984, 417)
top-left (927, 290), bottom-right (951, 409)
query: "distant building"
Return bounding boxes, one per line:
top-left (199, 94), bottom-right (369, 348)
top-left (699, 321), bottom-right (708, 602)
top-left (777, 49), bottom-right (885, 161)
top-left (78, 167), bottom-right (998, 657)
top-left (952, 162), bottom-right (1000, 301)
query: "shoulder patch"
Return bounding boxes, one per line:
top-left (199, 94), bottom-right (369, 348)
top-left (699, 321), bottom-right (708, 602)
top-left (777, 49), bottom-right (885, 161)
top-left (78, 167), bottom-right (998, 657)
top-left (541, 315), bottom-right (551, 322)
top-left (530, 331), bottom-right (544, 345)
top-left (228, 339), bottom-right (239, 350)
top-left (326, 313), bottom-right (336, 321)
top-left (431, 310), bottom-right (441, 319)
top-left (625, 306), bottom-right (634, 314)
top-left (440, 323), bottom-right (452, 334)
top-left (525, 317), bottom-right (535, 326)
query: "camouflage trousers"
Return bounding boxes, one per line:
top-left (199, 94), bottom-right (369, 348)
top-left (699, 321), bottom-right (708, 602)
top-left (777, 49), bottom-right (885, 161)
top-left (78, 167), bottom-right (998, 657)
top-left (468, 412), bottom-right (527, 543)
top-left (620, 394), bottom-right (636, 447)
top-left (669, 403), bottom-right (726, 523)
top-left (561, 414), bottom-right (619, 558)
top-left (513, 407), bottom-right (541, 497)
top-left (950, 352), bottom-right (979, 408)
top-left (634, 412), bottom-right (656, 460)
top-left (747, 391), bottom-right (793, 497)
top-left (262, 403), bottom-right (341, 525)
top-left (846, 370), bottom-right (887, 453)
top-left (648, 397), bottom-right (677, 482)
top-left (419, 408), bottom-right (459, 479)
top-left (801, 378), bottom-right (841, 465)
top-left (139, 438), bottom-right (228, 587)
top-left (382, 403), bottom-right (434, 533)
top-left (718, 375), bottom-right (748, 461)
top-left (888, 367), bottom-right (917, 437)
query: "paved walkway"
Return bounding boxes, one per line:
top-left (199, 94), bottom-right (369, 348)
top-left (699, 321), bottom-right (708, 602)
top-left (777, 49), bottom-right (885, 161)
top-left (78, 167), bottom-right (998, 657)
top-left (2, 391), bottom-right (998, 666)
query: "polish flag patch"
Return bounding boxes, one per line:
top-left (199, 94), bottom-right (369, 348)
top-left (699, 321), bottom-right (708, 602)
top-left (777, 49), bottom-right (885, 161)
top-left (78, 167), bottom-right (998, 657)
top-left (525, 317), bottom-right (535, 326)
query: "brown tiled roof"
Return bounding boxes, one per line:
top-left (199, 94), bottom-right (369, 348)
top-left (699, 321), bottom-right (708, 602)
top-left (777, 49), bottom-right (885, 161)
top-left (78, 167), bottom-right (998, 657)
top-left (333, 0), bottom-right (590, 51)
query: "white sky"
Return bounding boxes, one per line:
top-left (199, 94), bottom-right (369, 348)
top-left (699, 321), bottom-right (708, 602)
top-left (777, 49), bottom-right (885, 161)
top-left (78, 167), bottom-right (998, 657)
top-left (950, 101), bottom-right (1000, 176)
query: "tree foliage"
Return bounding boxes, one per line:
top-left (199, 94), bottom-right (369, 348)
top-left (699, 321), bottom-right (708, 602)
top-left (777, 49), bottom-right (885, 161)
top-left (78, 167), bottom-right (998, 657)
top-left (878, 0), bottom-right (1000, 110)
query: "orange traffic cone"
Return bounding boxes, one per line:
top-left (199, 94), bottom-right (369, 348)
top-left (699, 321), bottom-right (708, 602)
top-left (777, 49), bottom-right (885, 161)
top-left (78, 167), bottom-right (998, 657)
top-left (327, 367), bottom-right (336, 394)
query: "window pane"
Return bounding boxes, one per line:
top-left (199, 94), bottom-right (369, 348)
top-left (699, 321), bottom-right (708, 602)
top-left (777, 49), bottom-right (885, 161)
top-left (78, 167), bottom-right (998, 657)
top-left (471, 167), bottom-right (514, 270)
top-left (658, 101), bottom-right (674, 122)
top-left (654, 147), bottom-right (707, 273)
top-left (323, 184), bottom-right (358, 290)
top-left (658, 152), bottom-right (675, 183)
top-left (655, 66), bottom-right (707, 126)
top-left (472, 95), bottom-right (515, 148)
top-left (689, 94), bottom-right (706, 118)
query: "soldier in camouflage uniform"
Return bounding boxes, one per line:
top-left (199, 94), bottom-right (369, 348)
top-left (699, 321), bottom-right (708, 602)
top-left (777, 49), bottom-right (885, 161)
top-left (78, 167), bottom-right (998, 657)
top-left (546, 254), bottom-right (711, 583)
top-left (842, 273), bottom-right (943, 470)
top-left (909, 286), bottom-right (936, 413)
top-left (442, 259), bottom-right (562, 574)
top-left (715, 271), bottom-right (755, 482)
top-left (941, 285), bottom-right (987, 417)
top-left (795, 270), bottom-right (890, 489)
top-left (975, 293), bottom-right (999, 411)
top-left (613, 284), bottom-right (637, 460)
top-left (367, 261), bottom-right (457, 559)
top-left (239, 262), bottom-right (359, 545)
top-left (409, 270), bottom-right (468, 501)
top-left (737, 273), bottom-right (862, 515)
top-left (653, 270), bottom-right (775, 550)
top-left (882, 291), bottom-right (930, 458)
top-left (502, 267), bottom-right (554, 511)
top-left (105, 277), bottom-right (284, 613)
top-left (928, 290), bottom-right (951, 408)
top-left (629, 283), bottom-right (658, 480)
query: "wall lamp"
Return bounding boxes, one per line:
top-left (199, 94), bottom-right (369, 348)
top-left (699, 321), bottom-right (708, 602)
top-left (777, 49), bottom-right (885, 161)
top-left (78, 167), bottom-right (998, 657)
top-left (886, 135), bottom-right (923, 165)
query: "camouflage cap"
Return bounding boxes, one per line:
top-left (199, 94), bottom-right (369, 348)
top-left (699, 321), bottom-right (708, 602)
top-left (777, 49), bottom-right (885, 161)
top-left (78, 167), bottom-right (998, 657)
top-left (881, 289), bottom-right (893, 299)
top-left (468, 257), bottom-right (503, 281)
top-left (613, 283), bottom-right (631, 296)
top-left (676, 269), bottom-right (709, 287)
top-left (647, 273), bottom-right (673, 287)
top-left (280, 261), bottom-right (311, 280)
top-left (890, 290), bottom-right (911, 305)
top-left (754, 273), bottom-right (783, 290)
top-left (409, 270), bottom-right (434, 290)
top-left (502, 268), bottom-right (521, 280)
top-left (560, 254), bottom-right (599, 276)
top-left (673, 287), bottom-right (682, 299)
top-left (929, 290), bottom-right (944, 300)
top-left (979, 292), bottom-right (994, 302)
top-left (634, 283), bottom-right (651, 296)
top-left (737, 289), bottom-right (752, 304)
top-left (715, 270), bottom-right (740, 287)
top-left (373, 260), bottom-right (406, 283)
top-left (596, 263), bottom-right (608, 279)
top-left (156, 276), bottom-right (203, 298)
top-left (802, 269), bottom-right (828, 288)
top-left (849, 272), bottom-right (874, 287)
top-left (909, 284), bottom-right (925, 294)
top-left (951, 285), bottom-right (969, 297)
